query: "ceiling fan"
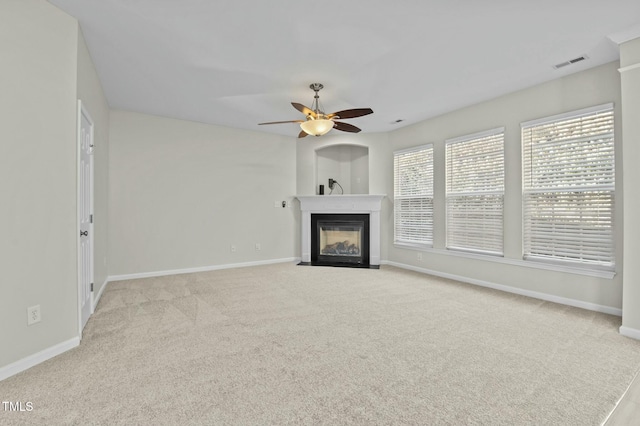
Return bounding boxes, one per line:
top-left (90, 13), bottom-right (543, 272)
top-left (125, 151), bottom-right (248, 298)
top-left (259, 83), bottom-right (373, 138)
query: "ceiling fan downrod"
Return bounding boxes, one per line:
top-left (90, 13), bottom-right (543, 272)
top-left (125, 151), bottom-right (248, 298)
top-left (310, 83), bottom-right (324, 116)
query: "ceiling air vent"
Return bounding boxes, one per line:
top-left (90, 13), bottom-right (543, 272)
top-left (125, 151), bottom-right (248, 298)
top-left (553, 55), bottom-right (589, 70)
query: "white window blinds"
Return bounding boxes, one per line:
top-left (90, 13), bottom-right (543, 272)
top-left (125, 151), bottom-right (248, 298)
top-left (522, 103), bottom-right (615, 269)
top-left (394, 145), bottom-right (433, 246)
top-left (446, 128), bottom-right (504, 255)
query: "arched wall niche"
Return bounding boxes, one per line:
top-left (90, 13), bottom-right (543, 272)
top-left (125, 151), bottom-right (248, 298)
top-left (315, 144), bottom-right (369, 195)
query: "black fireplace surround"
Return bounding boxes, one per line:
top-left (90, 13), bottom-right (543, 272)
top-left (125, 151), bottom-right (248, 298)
top-left (310, 213), bottom-right (370, 267)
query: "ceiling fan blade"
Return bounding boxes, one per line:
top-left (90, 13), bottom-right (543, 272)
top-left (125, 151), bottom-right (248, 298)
top-left (327, 108), bottom-right (373, 119)
top-left (333, 121), bottom-right (361, 133)
top-left (298, 130), bottom-right (309, 138)
top-left (258, 120), bottom-right (304, 125)
top-left (292, 102), bottom-right (317, 118)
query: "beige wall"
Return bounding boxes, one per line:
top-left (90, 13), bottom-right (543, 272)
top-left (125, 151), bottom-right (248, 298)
top-left (77, 29), bottom-right (110, 297)
top-left (384, 62), bottom-right (624, 311)
top-left (0, 0), bottom-right (79, 367)
top-left (108, 111), bottom-right (297, 276)
top-left (620, 37), bottom-right (640, 335)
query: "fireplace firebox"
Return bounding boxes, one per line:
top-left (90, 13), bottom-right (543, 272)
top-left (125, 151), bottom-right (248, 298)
top-left (311, 214), bottom-right (370, 267)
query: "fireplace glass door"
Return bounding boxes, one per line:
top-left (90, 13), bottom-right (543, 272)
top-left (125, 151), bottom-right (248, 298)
top-left (311, 214), bottom-right (370, 266)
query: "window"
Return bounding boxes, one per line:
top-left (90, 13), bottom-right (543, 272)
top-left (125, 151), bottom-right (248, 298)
top-left (394, 145), bottom-right (433, 246)
top-left (446, 128), bottom-right (505, 255)
top-left (522, 103), bottom-right (615, 270)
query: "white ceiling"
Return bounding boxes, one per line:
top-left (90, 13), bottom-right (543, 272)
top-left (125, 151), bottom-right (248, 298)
top-left (50, 0), bottom-right (640, 137)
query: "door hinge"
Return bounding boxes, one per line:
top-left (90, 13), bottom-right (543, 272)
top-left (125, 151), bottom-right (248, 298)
top-left (90, 283), bottom-right (94, 292)
top-left (90, 214), bottom-right (93, 224)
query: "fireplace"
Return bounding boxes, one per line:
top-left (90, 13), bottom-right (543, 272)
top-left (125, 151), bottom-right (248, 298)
top-left (296, 195), bottom-right (384, 268)
top-left (311, 214), bottom-right (370, 266)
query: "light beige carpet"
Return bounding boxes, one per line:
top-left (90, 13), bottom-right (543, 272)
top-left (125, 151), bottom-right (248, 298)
top-left (1, 263), bottom-right (640, 425)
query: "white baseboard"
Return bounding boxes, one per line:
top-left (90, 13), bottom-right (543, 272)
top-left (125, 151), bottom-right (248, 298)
top-left (619, 326), bottom-right (640, 341)
top-left (108, 257), bottom-right (300, 282)
top-left (383, 260), bottom-right (623, 317)
top-left (0, 337), bottom-right (80, 382)
top-left (92, 277), bottom-right (109, 312)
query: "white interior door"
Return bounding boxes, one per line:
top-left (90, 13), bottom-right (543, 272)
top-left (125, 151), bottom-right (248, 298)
top-left (78, 101), bottom-right (94, 334)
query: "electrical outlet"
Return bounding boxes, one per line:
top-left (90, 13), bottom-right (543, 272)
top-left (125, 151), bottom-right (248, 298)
top-left (255, 243), bottom-right (261, 251)
top-left (27, 305), bottom-right (41, 325)
top-left (417, 252), bottom-right (423, 261)
top-left (328, 178), bottom-right (335, 189)
top-left (230, 245), bottom-right (237, 252)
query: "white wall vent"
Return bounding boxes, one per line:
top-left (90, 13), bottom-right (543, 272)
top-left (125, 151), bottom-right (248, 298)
top-left (553, 55), bottom-right (589, 69)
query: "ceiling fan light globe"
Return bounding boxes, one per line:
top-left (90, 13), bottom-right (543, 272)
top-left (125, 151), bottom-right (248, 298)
top-left (300, 119), bottom-right (333, 136)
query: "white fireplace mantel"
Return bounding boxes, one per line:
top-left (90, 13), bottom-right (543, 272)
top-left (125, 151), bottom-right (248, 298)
top-left (296, 195), bottom-right (385, 265)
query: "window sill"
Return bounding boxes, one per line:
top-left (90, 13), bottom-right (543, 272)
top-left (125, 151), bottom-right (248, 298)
top-left (393, 244), bottom-right (616, 279)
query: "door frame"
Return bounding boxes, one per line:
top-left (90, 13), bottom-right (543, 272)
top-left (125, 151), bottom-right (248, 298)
top-left (77, 100), bottom-right (95, 337)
